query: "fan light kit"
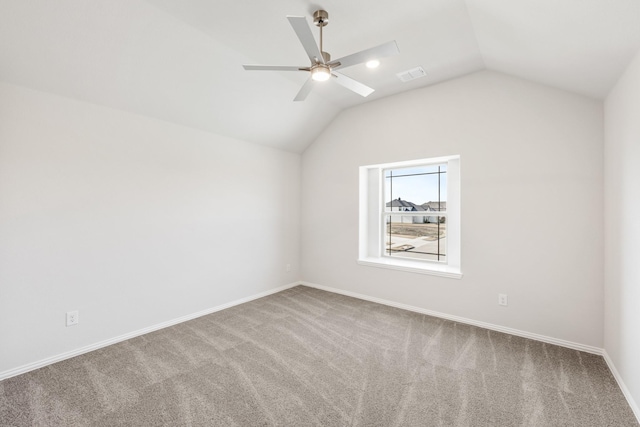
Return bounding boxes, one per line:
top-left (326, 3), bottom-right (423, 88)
top-left (366, 60), bottom-right (381, 69)
top-left (243, 10), bottom-right (400, 101)
top-left (311, 64), bottom-right (331, 81)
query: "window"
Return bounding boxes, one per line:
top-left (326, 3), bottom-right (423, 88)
top-left (384, 164), bottom-right (447, 262)
top-left (359, 155), bottom-right (462, 278)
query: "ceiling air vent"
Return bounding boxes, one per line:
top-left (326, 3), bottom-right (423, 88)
top-left (396, 66), bottom-right (427, 83)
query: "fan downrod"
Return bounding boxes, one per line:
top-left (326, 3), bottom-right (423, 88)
top-left (313, 10), bottom-right (330, 63)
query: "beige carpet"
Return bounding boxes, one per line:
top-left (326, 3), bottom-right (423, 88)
top-left (1, 285), bottom-right (637, 426)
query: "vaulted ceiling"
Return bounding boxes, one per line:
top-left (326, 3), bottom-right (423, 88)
top-left (1, 0), bottom-right (639, 152)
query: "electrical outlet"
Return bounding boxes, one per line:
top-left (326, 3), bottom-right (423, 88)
top-left (286, 264), bottom-right (291, 272)
top-left (498, 294), bottom-right (508, 306)
top-left (66, 310), bottom-right (79, 326)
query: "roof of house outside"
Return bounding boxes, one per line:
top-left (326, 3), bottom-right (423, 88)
top-left (386, 198), bottom-right (426, 211)
top-left (421, 201), bottom-right (447, 211)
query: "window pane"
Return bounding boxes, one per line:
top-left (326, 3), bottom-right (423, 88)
top-left (385, 215), bottom-right (446, 262)
top-left (384, 164), bottom-right (447, 213)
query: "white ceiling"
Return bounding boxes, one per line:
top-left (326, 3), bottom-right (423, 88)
top-left (1, 0), bottom-right (639, 152)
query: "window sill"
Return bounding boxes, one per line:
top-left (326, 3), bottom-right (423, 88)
top-left (357, 257), bottom-right (463, 279)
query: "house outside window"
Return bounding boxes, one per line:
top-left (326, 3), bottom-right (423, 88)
top-left (359, 155), bottom-right (462, 278)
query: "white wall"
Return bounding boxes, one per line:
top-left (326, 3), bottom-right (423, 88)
top-left (301, 70), bottom-right (604, 347)
top-left (604, 49), bottom-right (640, 414)
top-left (0, 82), bottom-right (300, 375)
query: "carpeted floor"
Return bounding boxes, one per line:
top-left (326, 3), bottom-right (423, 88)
top-left (0, 285), bottom-right (637, 426)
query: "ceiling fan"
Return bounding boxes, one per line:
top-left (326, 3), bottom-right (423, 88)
top-left (243, 10), bottom-right (399, 101)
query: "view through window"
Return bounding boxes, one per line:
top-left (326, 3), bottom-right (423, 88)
top-left (384, 164), bottom-right (447, 262)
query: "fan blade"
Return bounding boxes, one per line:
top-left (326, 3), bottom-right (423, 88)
top-left (333, 72), bottom-right (374, 97)
top-left (328, 41), bottom-right (399, 70)
top-left (294, 78), bottom-right (314, 102)
top-left (287, 16), bottom-right (324, 64)
top-left (243, 65), bottom-right (306, 71)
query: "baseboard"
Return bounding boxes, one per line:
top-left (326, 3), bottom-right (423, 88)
top-left (602, 350), bottom-right (640, 423)
top-left (300, 281), bottom-right (603, 355)
top-left (0, 282), bottom-right (299, 382)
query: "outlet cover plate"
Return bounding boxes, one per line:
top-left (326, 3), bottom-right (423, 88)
top-left (66, 310), bottom-right (79, 326)
top-left (498, 294), bottom-right (508, 306)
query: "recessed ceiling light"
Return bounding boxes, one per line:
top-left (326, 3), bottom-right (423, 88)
top-left (366, 60), bottom-right (380, 69)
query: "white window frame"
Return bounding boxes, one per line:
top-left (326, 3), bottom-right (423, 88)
top-left (358, 155), bottom-right (462, 279)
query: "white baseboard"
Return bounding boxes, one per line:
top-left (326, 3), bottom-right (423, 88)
top-left (0, 282), bottom-right (299, 381)
top-left (602, 350), bottom-right (640, 423)
top-left (300, 281), bottom-right (603, 355)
